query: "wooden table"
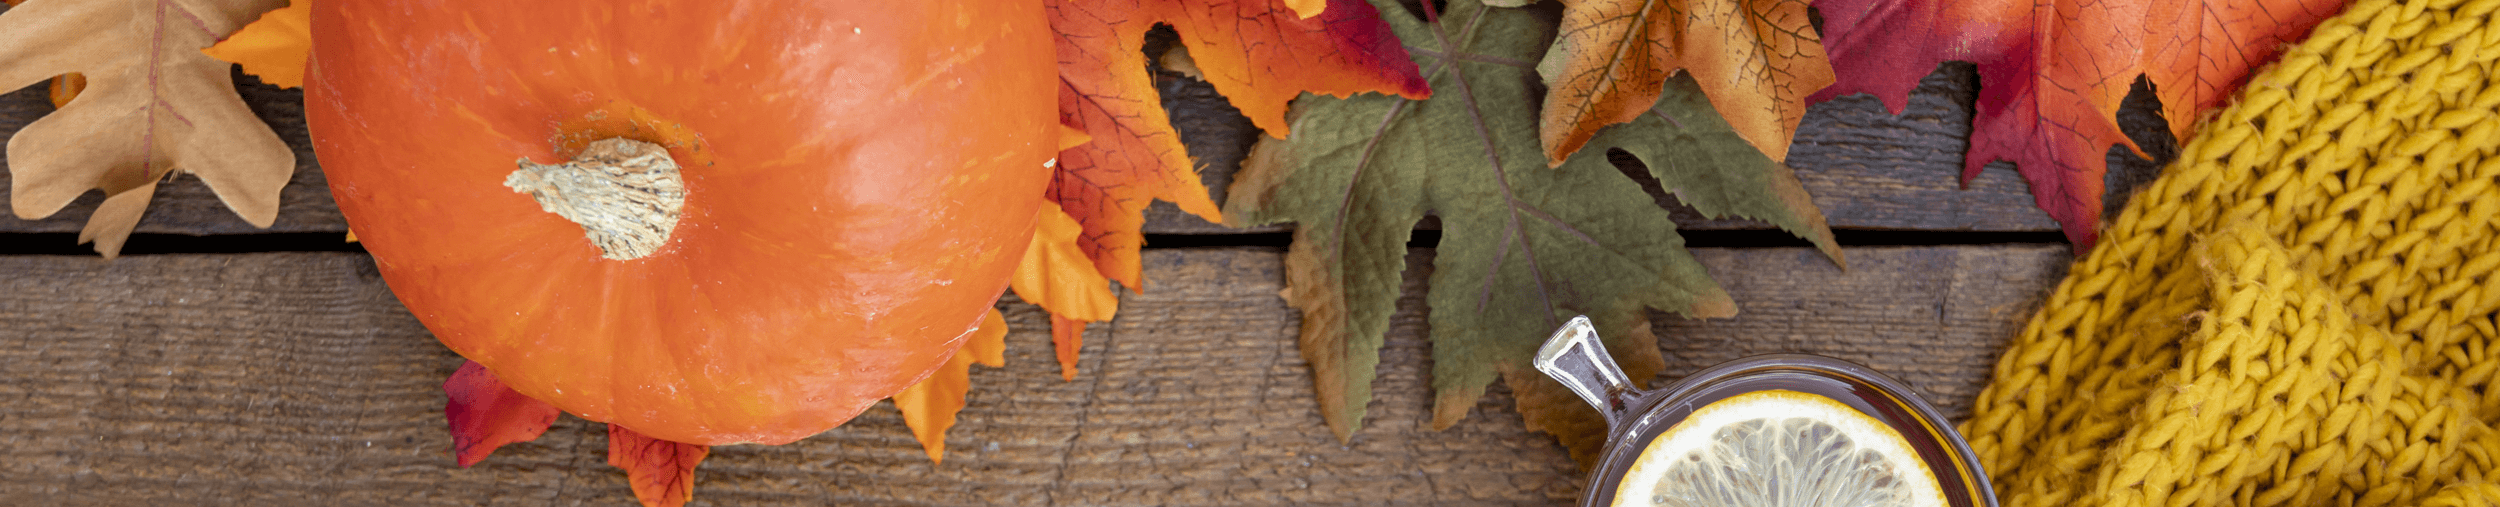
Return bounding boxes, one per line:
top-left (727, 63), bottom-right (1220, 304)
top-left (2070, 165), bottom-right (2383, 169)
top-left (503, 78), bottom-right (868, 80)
top-left (0, 57), bottom-right (2137, 504)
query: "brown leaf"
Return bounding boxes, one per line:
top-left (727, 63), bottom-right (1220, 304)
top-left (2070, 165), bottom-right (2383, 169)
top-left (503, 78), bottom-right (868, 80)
top-left (1538, 0), bottom-right (1831, 165)
top-left (0, 0), bottom-right (295, 257)
top-left (607, 423), bottom-right (709, 507)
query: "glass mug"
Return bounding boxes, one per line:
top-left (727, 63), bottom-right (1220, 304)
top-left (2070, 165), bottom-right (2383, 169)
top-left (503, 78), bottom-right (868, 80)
top-left (1532, 316), bottom-right (2000, 507)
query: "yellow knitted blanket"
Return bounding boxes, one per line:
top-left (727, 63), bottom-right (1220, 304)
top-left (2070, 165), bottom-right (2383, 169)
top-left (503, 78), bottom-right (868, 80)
top-left (1960, 0), bottom-right (2500, 505)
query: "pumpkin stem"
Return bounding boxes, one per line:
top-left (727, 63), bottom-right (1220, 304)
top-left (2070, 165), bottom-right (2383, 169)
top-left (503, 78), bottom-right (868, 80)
top-left (505, 138), bottom-right (686, 260)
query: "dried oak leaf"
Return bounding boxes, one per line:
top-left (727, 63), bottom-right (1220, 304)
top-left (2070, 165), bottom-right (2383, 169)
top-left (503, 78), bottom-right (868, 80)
top-left (1226, 0), bottom-right (1835, 443)
top-left (1529, 0), bottom-right (1832, 166)
top-left (199, 0), bottom-right (308, 88)
top-left (0, 0), bottom-right (295, 257)
top-left (608, 423), bottom-right (709, 507)
top-left (1048, 0), bottom-right (1429, 290)
top-left (890, 307), bottom-right (1010, 464)
top-left (1810, 0), bottom-right (2343, 248)
top-left (442, 360), bottom-right (561, 467)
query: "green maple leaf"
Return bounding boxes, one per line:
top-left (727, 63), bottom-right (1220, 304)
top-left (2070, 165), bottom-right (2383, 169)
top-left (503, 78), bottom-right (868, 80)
top-left (1223, 0), bottom-right (1838, 448)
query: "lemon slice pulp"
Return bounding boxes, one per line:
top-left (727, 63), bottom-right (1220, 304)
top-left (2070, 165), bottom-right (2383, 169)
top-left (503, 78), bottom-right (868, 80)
top-left (1613, 390), bottom-right (1949, 507)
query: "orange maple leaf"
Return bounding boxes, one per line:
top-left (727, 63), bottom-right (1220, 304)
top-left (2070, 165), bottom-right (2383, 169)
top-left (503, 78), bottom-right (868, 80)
top-left (1810, 0), bottom-right (2345, 248)
top-left (607, 423), bottom-right (709, 507)
top-left (1011, 201), bottom-right (1120, 380)
top-left (200, 0), bottom-right (310, 88)
top-left (889, 308), bottom-right (1009, 464)
top-left (1048, 0), bottom-right (1429, 289)
top-left (888, 200), bottom-right (1120, 464)
top-left (1537, 0), bottom-right (1833, 165)
top-left (442, 360), bottom-right (561, 467)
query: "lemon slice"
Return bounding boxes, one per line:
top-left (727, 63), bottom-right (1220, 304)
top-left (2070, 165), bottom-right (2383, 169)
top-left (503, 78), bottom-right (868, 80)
top-left (1614, 390), bottom-right (1949, 507)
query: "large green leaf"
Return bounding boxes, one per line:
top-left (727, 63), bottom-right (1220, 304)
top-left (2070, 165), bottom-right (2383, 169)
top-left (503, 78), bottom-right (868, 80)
top-left (1223, 0), bottom-right (1834, 452)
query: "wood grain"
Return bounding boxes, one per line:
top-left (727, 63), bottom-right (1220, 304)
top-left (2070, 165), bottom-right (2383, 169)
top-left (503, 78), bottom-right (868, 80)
top-left (0, 65), bottom-right (2094, 239)
top-left (0, 245), bottom-right (2067, 505)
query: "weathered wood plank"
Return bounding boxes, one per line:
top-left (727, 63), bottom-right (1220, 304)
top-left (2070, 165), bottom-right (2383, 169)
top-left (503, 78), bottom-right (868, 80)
top-left (0, 245), bottom-right (2067, 505)
top-left (1, 64), bottom-right (2098, 239)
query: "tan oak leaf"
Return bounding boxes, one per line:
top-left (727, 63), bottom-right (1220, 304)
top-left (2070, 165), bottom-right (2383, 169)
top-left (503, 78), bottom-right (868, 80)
top-left (0, 0), bottom-right (294, 257)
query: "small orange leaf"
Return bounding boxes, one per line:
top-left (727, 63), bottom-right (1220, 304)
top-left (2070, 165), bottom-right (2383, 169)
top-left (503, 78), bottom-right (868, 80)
top-left (1010, 202), bottom-right (1119, 322)
top-left (607, 424), bottom-right (709, 507)
top-left (891, 308), bottom-right (1009, 464)
top-left (1051, 314), bottom-right (1088, 382)
top-left (1057, 122), bottom-right (1092, 152)
top-left (200, 0), bottom-right (310, 88)
top-left (442, 360), bottom-right (559, 467)
top-left (46, 73), bottom-right (84, 107)
top-left (1011, 202), bottom-right (1118, 380)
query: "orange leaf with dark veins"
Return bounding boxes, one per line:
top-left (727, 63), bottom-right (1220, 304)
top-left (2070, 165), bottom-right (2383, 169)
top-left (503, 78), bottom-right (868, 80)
top-left (607, 424), bottom-right (710, 507)
top-left (890, 308), bottom-right (1009, 464)
top-left (1537, 0), bottom-right (1831, 166)
top-left (1048, 0), bottom-right (1429, 288)
top-left (442, 360), bottom-right (559, 468)
top-left (1810, 0), bottom-right (2344, 249)
top-left (2140, 0), bottom-right (2342, 142)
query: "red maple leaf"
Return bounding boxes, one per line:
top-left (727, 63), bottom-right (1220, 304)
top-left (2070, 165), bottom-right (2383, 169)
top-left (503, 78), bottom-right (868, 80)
top-left (1810, 0), bottom-right (2343, 248)
top-left (442, 360), bottom-right (559, 467)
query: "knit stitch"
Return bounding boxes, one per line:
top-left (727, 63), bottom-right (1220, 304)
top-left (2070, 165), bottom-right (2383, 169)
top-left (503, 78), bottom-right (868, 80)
top-left (1961, 0), bottom-right (2500, 505)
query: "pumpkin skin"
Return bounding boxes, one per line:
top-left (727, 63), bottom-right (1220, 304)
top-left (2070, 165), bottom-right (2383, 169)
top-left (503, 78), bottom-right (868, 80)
top-left (306, 0), bottom-right (1056, 445)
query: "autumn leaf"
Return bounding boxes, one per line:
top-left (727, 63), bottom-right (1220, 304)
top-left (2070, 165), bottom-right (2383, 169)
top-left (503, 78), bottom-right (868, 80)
top-left (1533, 0), bottom-right (1831, 166)
top-left (889, 201), bottom-right (1115, 463)
top-left (0, 0), bottom-right (295, 257)
top-left (1585, 72), bottom-right (1842, 265)
top-left (608, 423), bottom-right (709, 507)
top-left (1810, 0), bottom-right (2344, 248)
top-left (2138, 0), bottom-right (2343, 143)
top-left (0, 0), bottom-right (88, 109)
top-left (1009, 201), bottom-right (1120, 380)
top-left (1228, 0), bottom-right (1833, 442)
top-left (200, 0), bottom-right (309, 89)
top-left (442, 360), bottom-right (561, 467)
top-left (1048, 0), bottom-right (1429, 290)
top-left (0, 0), bottom-right (86, 108)
top-left (890, 308), bottom-right (1009, 464)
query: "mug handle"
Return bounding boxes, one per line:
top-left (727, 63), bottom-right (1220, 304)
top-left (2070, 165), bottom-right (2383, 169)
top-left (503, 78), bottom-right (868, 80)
top-left (1533, 315), bottom-right (1639, 428)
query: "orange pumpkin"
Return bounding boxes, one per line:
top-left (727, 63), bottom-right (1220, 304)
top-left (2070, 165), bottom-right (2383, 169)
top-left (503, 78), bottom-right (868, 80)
top-left (305, 0), bottom-right (1057, 445)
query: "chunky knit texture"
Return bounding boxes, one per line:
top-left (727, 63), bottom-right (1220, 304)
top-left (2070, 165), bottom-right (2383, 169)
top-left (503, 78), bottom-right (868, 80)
top-left (1960, 0), bottom-right (2500, 505)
